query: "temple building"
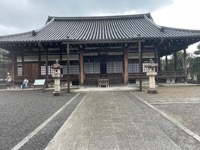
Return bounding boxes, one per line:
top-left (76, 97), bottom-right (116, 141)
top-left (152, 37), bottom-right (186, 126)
top-left (0, 13), bottom-right (200, 88)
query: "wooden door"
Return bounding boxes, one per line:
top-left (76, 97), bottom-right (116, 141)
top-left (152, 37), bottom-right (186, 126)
top-left (24, 63), bottom-right (39, 79)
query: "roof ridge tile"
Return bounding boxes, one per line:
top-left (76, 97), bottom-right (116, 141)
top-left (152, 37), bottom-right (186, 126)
top-left (47, 13), bottom-right (150, 22)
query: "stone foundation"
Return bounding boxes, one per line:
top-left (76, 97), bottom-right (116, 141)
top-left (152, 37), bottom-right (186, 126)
top-left (147, 88), bottom-right (158, 94)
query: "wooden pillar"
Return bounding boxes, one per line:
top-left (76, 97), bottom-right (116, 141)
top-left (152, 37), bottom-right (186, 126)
top-left (38, 48), bottom-right (41, 77)
top-left (45, 48), bottom-right (48, 88)
top-left (165, 55), bottom-right (168, 71)
top-left (60, 47), bottom-right (62, 61)
top-left (79, 50), bottom-right (84, 86)
top-left (154, 50), bottom-right (158, 71)
top-left (154, 50), bottom-right (158, 84)
top-left (158, 57), bottom-right (161, 71)
top-left (183, 49), bottom-right (187, 83)
top-left (124, 50), bottom-right (128, 85)
top-left (2, 54), bottom-right (5, 80)
top-left (11, 52), bottom-right (16, 87)
top-left (138, 41), bottom-right (142, 91)
top-left (67, 43), bottom-right (70, 93)
top-left (22, 51), bottom-right (24, 76)
top-left (174, 52), bottom-right (177, 71)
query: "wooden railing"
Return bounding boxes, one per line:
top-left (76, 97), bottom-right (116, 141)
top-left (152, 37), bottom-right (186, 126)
top-left (157, 71), bottom-right (185, 78)
top-left (128, 73), bottom-right (147, 79)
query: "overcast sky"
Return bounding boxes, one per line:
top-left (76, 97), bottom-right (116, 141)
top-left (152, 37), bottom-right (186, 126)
top-left (0, 0), bottom-right (200, 53)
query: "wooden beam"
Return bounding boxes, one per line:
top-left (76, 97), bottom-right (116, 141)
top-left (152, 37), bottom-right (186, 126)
top-left (63, 39), bottom-right (145, 45)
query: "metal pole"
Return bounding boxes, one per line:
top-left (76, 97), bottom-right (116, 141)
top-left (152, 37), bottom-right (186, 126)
top-left (67, 43), bottom-right (70, 93)
top-left (138, 41), bottom-right (142, 91)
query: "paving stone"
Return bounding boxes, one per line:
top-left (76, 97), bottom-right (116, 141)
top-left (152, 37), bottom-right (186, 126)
top-left (155, 133), bottom-right (181, 150)
top-left (127, 91), bottom-right (200, 150)
top-left (112, 117), bottom-right (124, 123)
top-left (117, 140), bottom-right (133, 150)
top-left (46, 91), bottom-right (200, 149)
top-left (101, 136), bottom-right (118, 149)
top-left (129, 138), bottom-right (147, 150)
top-left (74, 136), bottom-right (89, 150)
top-left (88, 142), bottom-right (102, 150)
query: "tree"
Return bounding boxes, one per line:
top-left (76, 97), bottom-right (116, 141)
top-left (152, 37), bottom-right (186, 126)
top-left (163, 51), bottom-right (184, 73)
top-left (0, 49), bottom-right (9, 80)
top-left (187, 43), bottom-right (200, 82)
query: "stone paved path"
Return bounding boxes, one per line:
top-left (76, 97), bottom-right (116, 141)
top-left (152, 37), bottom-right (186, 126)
top-left (134, 86), bottom-right (200, 140)
top-left (44, 91), bottom-right (200, 150)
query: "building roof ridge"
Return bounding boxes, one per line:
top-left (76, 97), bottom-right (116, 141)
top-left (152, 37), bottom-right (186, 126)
top-left (1, 12), bottom-right (200, 43)
top-left (35, 17), bottom-right (55, 33)
top-left (144, 14), bottom-right (162, 30)
top-left (47, 13), bottom-right (151, 22)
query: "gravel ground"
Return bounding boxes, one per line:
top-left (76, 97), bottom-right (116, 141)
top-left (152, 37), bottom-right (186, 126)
top-left (133, 85), bottom-right (200, 138)
top-left (0, 90), bottom-right (85, 150)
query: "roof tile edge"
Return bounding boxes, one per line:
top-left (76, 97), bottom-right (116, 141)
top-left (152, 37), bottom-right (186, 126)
top-left (47, 13), bottom-right (151, 22)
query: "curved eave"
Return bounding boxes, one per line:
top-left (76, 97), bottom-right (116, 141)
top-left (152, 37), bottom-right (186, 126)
top-left (1, 35), bottom-right (200, 44)
top-left (1, 13), bottom-right (200, 44)
top-left (0, 18), bottom-right (55, 43)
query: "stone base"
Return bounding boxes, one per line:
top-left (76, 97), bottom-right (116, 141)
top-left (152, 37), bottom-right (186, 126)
top-left (147, 88), bottom-right (158, 94)
top-left (53, 91), bottom-right (62, 96)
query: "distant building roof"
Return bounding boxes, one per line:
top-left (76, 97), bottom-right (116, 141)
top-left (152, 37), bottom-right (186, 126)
top-left (0, 13), bottom-right (200, 43)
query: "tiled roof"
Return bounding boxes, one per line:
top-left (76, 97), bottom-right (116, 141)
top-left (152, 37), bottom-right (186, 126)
top-left (1, 13), bottom-right (200, 43)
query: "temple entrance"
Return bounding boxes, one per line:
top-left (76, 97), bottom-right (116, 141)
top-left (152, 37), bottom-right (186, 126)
top-left (100, 55), bottom-right (107, 77)
top-left (100, 62), bottom-right (107, 77)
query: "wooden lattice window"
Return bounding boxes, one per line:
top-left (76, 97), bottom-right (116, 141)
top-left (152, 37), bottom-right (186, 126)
top-left (128, 63), bottom-right (139, 73)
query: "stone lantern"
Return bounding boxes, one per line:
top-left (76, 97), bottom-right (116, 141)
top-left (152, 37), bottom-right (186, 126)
top-left (145, 59), bottom-right (158, 94)
top-left (51, 60), bottom-right (63, 96)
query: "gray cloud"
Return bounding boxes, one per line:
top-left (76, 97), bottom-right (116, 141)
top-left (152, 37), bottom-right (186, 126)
top-left (0, 0), bottom-right (173, 35)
